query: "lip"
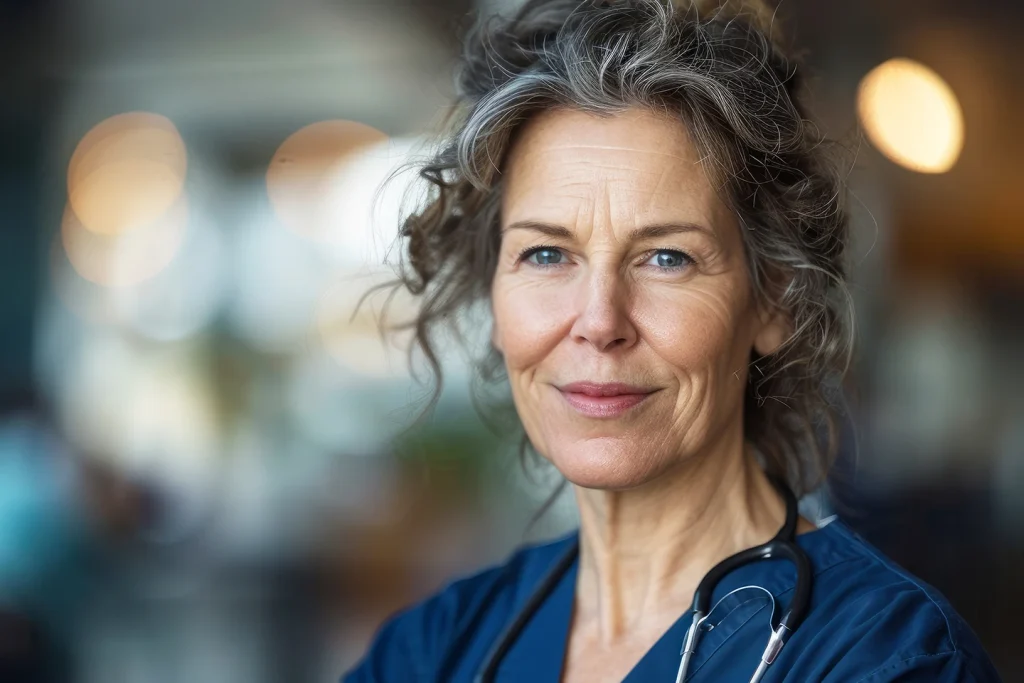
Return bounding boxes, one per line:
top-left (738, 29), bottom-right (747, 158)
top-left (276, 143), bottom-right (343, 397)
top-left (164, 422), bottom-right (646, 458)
top-left (556, 382), bottom-right (658, 418)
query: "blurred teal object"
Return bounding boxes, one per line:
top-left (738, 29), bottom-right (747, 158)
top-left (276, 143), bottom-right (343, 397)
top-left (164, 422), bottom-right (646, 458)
top-left (0, 415), bottom-right (82, 618)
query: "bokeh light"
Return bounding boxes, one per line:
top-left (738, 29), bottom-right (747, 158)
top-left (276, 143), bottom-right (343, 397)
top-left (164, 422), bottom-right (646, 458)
top-left (67, 112), bottom-right (187, 236)
top-left (319, 136), bottom-right (423, 269)
top-left (60, 196), bottom-right (189, 288)
top-left (266, 120), bottom-right (389, 240)
top-left (857, 58), bottom-right (964, 173)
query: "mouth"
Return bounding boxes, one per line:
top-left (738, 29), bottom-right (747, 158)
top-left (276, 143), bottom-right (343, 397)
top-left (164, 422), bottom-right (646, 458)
top-left (556, 381), bottom-right (659, 419)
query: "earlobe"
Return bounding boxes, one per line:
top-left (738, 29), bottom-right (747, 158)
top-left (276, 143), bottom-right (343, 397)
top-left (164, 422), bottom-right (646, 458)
top-left (753, 309), bottom-right (789, 357)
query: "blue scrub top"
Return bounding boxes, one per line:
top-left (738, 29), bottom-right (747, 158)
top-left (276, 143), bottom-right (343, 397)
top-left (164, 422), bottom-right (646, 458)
top-left (343, 519), bottom-right (1002, 682)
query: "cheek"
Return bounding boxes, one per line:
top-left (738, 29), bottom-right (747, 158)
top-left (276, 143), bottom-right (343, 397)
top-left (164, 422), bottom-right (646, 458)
top-left (638, 284), bottom-right (752, 370)
top-left (491, 278), bottom-right (572, 368)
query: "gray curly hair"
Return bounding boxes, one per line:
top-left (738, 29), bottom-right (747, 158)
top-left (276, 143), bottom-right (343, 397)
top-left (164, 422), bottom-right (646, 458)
top-left (386, 0), bottom-right (854, 496)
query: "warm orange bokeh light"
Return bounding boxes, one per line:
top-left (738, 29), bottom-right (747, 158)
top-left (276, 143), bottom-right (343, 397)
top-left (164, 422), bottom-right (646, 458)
top-left (266, 120), bottom-right (388, 239)
top-left (68, 112), bottom-right (187, 236)
top-left (857, 58), bottom-right (964, 174)
top-left (61, 197), bottom-right (189, 288)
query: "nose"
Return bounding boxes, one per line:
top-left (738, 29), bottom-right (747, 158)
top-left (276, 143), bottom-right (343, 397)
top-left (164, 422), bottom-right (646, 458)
top-left (568, 269), bottom-right (638, 352)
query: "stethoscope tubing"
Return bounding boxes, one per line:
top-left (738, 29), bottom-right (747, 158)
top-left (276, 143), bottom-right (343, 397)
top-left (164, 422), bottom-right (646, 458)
top-left (475, 476), bottom-right (812, 683)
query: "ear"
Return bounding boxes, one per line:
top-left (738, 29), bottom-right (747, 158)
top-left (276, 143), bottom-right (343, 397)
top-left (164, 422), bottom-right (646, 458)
top-left (752, 268), bottom-right (792, 357)
top-left (752, 304), bottom-right (789, 357)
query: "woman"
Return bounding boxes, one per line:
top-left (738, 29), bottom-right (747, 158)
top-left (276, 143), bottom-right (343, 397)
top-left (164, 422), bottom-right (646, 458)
top-left (344, 0), bottom-right (1001, 681)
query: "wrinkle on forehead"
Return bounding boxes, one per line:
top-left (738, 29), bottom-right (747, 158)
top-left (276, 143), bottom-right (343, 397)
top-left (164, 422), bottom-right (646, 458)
top-left (526, 143), bottom-right (700, 162)
top-left (501, 107), bottom-right (732, 240)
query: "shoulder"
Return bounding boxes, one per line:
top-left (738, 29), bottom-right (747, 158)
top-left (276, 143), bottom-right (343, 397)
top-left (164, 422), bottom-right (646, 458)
top-left (340, 532), bottom-right (575, 683)
top-left (796, 520), bottom-right (1002, 682)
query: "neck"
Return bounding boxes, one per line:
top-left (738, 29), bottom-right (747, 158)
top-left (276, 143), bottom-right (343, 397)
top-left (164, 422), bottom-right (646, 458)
top-left (572, 431), bottom-right (798, 644)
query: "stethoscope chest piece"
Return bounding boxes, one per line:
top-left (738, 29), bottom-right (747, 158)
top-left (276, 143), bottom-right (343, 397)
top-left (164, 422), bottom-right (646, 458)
top-left (477, 478), bottom-right (813, 683)
top-left (674, 480), bottom-right (812, 683)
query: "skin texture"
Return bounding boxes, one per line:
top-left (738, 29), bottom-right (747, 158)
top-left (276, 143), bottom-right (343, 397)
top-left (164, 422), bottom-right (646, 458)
top-left (491, 107), bottom-right (815, 683)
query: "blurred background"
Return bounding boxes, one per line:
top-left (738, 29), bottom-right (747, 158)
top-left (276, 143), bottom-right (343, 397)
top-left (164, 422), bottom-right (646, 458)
top-left (0, 0), bottom-right (1021, 680)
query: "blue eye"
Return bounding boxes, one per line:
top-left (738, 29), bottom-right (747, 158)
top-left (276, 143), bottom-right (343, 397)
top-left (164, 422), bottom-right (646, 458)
top-left (647, 249), bottom-right (693, 269)
top-left (521, 247), bottom-right (564, 266)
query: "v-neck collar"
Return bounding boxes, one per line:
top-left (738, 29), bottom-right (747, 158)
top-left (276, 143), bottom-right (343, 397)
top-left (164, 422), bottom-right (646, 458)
top-left (495, 520), bottom-right (848, 682)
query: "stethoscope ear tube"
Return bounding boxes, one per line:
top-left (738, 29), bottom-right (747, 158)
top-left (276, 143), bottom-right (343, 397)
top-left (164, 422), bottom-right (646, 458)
top-left (476, 477), bottom-right (813, 683)
top-left (676, 479), bottom-right (812, 683)
top-left (474, 540), bottom-right (580, 683)
top-left (776, 542), bottom-right (812, 632)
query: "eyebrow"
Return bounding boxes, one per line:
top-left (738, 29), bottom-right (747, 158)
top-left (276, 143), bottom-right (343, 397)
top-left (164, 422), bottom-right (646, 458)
top-left (502, 220), bottom-right (714, 242)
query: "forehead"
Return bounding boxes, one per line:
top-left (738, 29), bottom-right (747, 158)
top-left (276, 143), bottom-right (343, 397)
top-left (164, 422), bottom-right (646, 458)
top-left (501, 107), bottom-right (731, 230)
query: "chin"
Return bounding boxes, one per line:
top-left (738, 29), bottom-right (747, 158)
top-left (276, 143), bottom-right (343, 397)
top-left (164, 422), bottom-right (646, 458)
top-left (546, 438), bottom-right (668, 491)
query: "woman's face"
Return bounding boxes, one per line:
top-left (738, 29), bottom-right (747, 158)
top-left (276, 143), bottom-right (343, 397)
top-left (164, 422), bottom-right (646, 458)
top-left (491, 107), bottom-right (786, 490)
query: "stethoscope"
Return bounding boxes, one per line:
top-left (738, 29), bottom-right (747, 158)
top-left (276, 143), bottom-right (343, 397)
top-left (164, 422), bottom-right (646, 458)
top-left (474, 477), bottom-right (812, 683)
